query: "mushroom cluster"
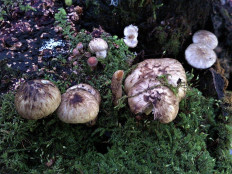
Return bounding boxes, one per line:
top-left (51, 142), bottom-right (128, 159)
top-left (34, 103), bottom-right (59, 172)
top-left (57, 83), bottom-right (101, 125)
top-left (15, 79), bottom-right (61, 120)
top-left (124, 58), bottom-right (187, 123)
top-left (185, 30), bottom-right (218, 69)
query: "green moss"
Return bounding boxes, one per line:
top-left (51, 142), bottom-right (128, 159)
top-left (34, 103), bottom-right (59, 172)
top-left (1, 3), bottom-right (232, 173)
top-left (1, 76), bottom-right (232, 173)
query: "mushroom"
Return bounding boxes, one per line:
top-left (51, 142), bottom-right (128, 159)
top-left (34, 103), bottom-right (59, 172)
top-left (124, 58), bottom-right (187, 123)
top-left (192, 30), bottom-right (218, 50)
top-left (128, 78), bottom-right (179, 123)
top-left (15, 79), bottom-right (61, 120)
top-left (57, 84), bottom-right (100, 124)
top-left (111, 70), bottom-right (124, 106)
top-left (87, 57), bottom-right (98, 71)
top-left (88, 38), bottom-right (108, 58)
top-left (185, 43), bottom-right (217, 69)
top-left (75, 83), bottom-right (101, 104)
top-left (125, 58), bottom-right (187, 101)
top-left (123, 24), bottom-right (138, 48)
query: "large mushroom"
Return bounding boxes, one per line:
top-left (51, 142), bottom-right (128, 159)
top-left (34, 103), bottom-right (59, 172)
top-left (88, 38), bottom-right (108, 58)
top-left (124, 58), bottom-right (187, 123)
top-left (57, 84), bottom-right (100, 124)
top-left (192, 30), bottom-right (218, 50)
top-left (15, 79), bottom-right (61, 120)
top-left (128, 78), bottom-right (179, 123)
top-left (185, 43), bottom-right (217, 69)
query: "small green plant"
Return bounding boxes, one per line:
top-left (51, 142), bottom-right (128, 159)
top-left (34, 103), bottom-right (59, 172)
top-left (0, 0), bottom-right (36, 20)
top-left (54, 8), bottom-right (74, 42)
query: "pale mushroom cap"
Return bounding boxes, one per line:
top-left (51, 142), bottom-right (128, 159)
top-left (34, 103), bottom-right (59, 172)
top-left (124, 24), bottom-right (138, 38)
top-left (88, 38), bottom-right (108, 53)
top-left (124, 58), bottom-right (187, 101)
top-left (128, 78), bottom-right (179, 123)
top-left (123, 24), bottom-right (138, 48)
top-left (124, 37), bottom-right (138, 48)
top-left (57, 88), bottom-right (99, 124)
top-left (15, 79), bottom-right (61, 120)
top-left (185, 43), bottom-right (217, 69)
top-left (68, 83), bottom-right (101, 104)
top-left (192, 30), bottom-right (218, 49)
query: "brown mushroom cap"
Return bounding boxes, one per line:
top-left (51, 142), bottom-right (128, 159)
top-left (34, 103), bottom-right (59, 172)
top-left (185, 43), bottom-right (217, 69)
top-left (128, 78), bottom-right (179, 123)
top-left (68, 83), bottom-right (101, 104)
top-left (57, 87), bottom-right (99, 124)
top-left (192, 30), bottom-right (218, 50)
top-left (124, 58), bottom-right (187, 101)
top-left (15, 79), bottom-right (61, 120)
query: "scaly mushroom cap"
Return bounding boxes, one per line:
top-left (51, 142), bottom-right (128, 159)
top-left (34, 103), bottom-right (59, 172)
top-left (192, 30), bottom-right (218, 49)
top-left (57, 88), bottom-right (99, 124)
top-left (185, 43), bottom-right (217, 69)
top-left (68, 83), bottom-right (101, 104)
top-left (128, 78), bottom-right (179, 123)
top-left (88, 38), bottom-right (108, 53)
top-left (15, 79), bottom-right (61, 120)
top-left (124, 58), bottom-right (187, 101)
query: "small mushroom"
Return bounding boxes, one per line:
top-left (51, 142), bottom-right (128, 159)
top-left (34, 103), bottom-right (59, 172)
top-left (192, 30), bottom-right (218, 50)
top-left (15, 79), bottom-right (61, 120)
top-left (111, 70), bottom-right (124, 106)
top-left (88, 38), bottom-right (108, 58)
top-left (73, 48), bottom-right (80, 57)
top-left (57, 84), bottom-right (100, 124)
top-left (124, 58), bottom-right (187, 123)
top-left (185, 43), bottom-right (217, 69)
top-left (123, 24), bottom-right (138, 48)
top-left (87, 57), bottom-right (98, 71)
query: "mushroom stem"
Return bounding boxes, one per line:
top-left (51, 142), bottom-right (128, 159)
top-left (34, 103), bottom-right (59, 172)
top-left (96, 50), bottom-right (107, 58)
top-left (111, 70), bottom-right (124, 106)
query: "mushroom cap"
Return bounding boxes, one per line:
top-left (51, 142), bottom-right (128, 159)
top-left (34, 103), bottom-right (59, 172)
top-left (124, 58), bottom-right (187, 101)
top-left (15, 79), bottom-right (61, 120)
top-left (185, 43), bottom-right (217, 69)
top-left (124, 24), bottom-right (138, 38)
top-left (128, 78), bottom-right (179, 123)
top-left (124, 37), bottom-right (138, 48)
top-left (192, 30), bottom-right (218, 49)
top-left (57, 88), bottom-right (99, 124)
top-left (88, 38), bottom-right (108, 53)
top-left (87, 57), bottom-right (98, 67)
top-left (68, 83), bottom-right (101, 104)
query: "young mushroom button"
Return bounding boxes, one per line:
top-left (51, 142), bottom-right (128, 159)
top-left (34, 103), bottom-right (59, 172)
top-left (88, 38), bottom-right (108, 58)
top-left (14, 79), bottom-right (61, 120)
